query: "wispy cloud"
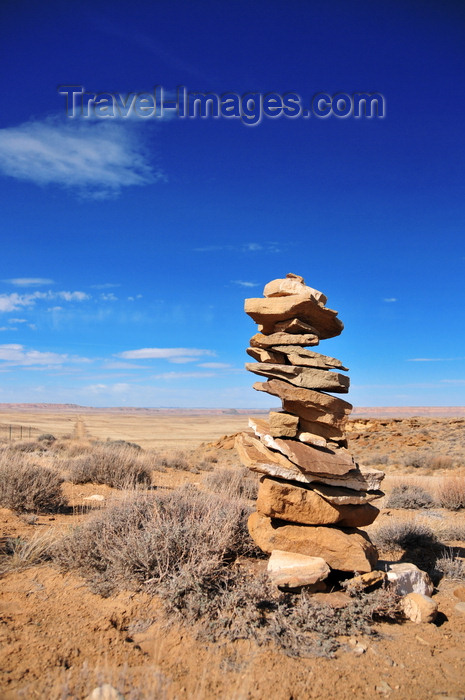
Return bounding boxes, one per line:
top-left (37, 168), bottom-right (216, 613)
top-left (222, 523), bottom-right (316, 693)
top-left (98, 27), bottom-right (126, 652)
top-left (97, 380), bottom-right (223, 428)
top-left (0, 343), bottom-right (91, 367)
top-left (100, 293), bottom-right (118, 301)
top-left (198, 362), bottom-right (232, 369)
top-left (151, 371), bottom-right (216, 380)
top-left (90, 283), bottom-right (121, 289)
top-left (383, 297), bottom-right (397, 303)
top-left (232, 280), bottom-right (259, 288)
top-left (440, 379), bottom-right (465, 385)
top-left (117, 347), bottom-right (215, 361)
top-left (0, 290), bottom-right (90, 313)
top-left (102, 361), bottom-right (149, 370)
top-left (407, 357), bottom-right (465, 362)
top-left (195, 242), bottom-right (280, 253)
top-left (3, 278), bottom-right (54, 287)
top-left (8, 318), bottom-right (27, 323)
top-left (0, 116), bottom-right (162, 198)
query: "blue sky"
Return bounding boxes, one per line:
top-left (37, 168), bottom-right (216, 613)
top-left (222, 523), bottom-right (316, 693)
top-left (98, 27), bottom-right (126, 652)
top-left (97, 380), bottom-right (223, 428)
top-left (0, 0), bottom-right (464, 408)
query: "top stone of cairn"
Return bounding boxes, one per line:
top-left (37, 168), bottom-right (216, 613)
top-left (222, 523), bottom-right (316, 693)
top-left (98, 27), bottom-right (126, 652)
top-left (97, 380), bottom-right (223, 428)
top-left (245, 273), bottom-right (343, 340)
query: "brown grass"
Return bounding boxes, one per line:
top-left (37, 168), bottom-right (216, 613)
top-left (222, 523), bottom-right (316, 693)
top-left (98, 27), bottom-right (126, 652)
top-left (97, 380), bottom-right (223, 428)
top-left (65, 445), bottom-right (153, 489)
top-left (436, 477), bottom-right (465, 510)
top-left (0, 449), bottom-right (65, 513)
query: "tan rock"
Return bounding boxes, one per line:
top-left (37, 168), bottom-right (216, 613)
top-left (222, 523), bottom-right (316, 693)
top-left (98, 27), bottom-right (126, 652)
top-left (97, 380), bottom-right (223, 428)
top-left (272, 318), bottom-right (319, 334)
top-left (236, 433), bottom-right (384, 492)
top-left (268, 411), bottom-right (299, 437)
top-left (263, 273), bottom-right (327, 305)
top-left (267, 549), bottom-right (330, 588)
top-left (250, 332), bottom-right (319, 348)
top-left (235, 433), bottom-right (307, 479)
top-left (272, 346), bottom-right (348, 370)
top-left (246, 362), bottom-right (350, 393)
top-left (248, 512), bottom-right (378, 572)
top-left (384, 562), bottom-right (434, 596)
top-left (253, 379), bottom-right (352, 424)
top-left (453, 586), bottom-right (465, 602)
top-left (257, 477), bottom-right (380, 526)
top-left (271, 437), bottom-right (355, 476)
top-left (344, 570), bottom-right (387, 592)
top-left (311, 482), bottom-right (384, 505)
top-left (246, 347), bottom-right (287, 364)
top-left (297, 431), bottom-right (328, 447)
top-left (297, 416), bottom-right (346, 440)
top-left (402, 593), bottom-right (438, 623)
top-left (244, 295), bottom-right (343, 339)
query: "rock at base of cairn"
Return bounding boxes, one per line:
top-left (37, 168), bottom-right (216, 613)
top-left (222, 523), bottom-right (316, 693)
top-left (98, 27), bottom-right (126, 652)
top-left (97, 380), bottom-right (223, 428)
top-left (249, 512), bottom-right (378, 573)
top-left (237, 273), bottom-right (385, 585)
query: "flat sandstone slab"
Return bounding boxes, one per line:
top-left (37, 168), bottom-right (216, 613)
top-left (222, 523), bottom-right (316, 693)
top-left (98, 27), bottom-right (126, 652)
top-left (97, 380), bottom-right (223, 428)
top-left (235, 432), bottom-right (384, 491)
top-left (253, 379), bottom-right (352, 420)
top-left (250, 332), bottom-right (319, 348)
top-left (257, 477), bottom-right (379, 527)
top-left (248, 511), bottom-right (378, 572)
top-left (245, 295), bottom-right (343, 339)
top-left (246, 362), bottom-right (350, 393)
top-left (272, 346), bottom-right (348, 370)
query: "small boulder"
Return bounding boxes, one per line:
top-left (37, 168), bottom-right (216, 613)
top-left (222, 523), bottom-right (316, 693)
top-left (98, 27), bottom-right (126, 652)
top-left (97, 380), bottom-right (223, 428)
top-left (381, 562), bottom-right (434, 596)
top-left (267, 549), bottom-right (330, 589)
top-left (402, 592), bottom-right (438, 623)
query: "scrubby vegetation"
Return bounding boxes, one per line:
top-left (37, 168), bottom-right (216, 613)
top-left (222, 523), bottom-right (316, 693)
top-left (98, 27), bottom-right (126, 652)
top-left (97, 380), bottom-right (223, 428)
top-left (386, 483), bottom-right (435, 510)
top-left (0, 449), bottom-right (65, 513)
top-left (65, 445), bottom-right (153, 489)
top-left (203, 466), bottom-right (259, 500)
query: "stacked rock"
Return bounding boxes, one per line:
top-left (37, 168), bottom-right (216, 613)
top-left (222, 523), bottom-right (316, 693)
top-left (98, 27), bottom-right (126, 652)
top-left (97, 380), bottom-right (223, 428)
top-left (236, 273), bottom-right (385, 588)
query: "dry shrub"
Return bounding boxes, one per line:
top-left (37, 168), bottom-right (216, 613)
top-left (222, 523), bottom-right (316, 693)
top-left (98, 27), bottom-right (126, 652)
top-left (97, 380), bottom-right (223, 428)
top-left (0, 450), bottom-right (65, 513)
top-left (435, 548), bottom-right (465, 581)
top-left (66, 445), bottom-right (152, 489)
top-left (430, 455), bottom-right (455, 470)
top-left (373, 519), bottom-right (438, 552)
top-left (400, 452), bottom-right (433, 469)
top-left (0, 530), bottom-right (57, 573)
top-left (159, 451), bottom-right (191, 471)
top-left (203, 467), bottom-right (259, 500)
top-left (436, 477), bottom-right (465, 510)
top-left (386, 483), bottom-right (435, 510)
top-left (53, 485), bottom-right (255, 597)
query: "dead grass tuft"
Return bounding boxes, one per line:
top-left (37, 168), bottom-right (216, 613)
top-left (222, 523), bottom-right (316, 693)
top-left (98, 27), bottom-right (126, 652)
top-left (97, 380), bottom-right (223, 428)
top-left (0, 449), bottom-right (65, 513)
top-left (0, 530), bottom-right (58, 573)
top-left (373, 519), bottom-right (438, 553)
top-left (386, 483), bottom-right (435, 510)
top-left (435, 548), bottom-right (465, 581)
top-left (203, 467), bottom-right (259, 500)
top-left (436, 477), bottom-right (465, 510)
top-left (65, 445), bottom-right (152, 489)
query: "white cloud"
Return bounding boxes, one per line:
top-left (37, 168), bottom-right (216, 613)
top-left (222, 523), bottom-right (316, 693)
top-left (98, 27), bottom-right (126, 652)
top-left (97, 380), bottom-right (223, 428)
top-left (232, 280), bottom-right (259, 288)
top-left (194, 242), bottom-right (280, 253)
top-left (8, 318), bottom-right (27, 323)
top-left (407, 357), bottom-right (465, 362)
top-left (90, 283), bottom-right (121, 289)
top-left (103, 361), bottom-right (149, 370)
top-left (168, 357), bottom-right (199, 364)
top-left (0, 343), bottom-right (91, 367)
top-left (100, 293), bottom-right (118, 301)
top-left (0, 290), bottom-right (90, 313)
top-left (3, 278), bottom-right (54, 287)
top-left (198, 362), bottom-right (232, 369)
top-left (0, 116), bottom-right (162, 198)
top-left (151, 371), bottom-right (216, 380)
top-left (117, 347), bottom-right (215, 360)
top-left (0, 327), bottom-right (10, 331)
top-left (383, 298), bottom-right (397, 303)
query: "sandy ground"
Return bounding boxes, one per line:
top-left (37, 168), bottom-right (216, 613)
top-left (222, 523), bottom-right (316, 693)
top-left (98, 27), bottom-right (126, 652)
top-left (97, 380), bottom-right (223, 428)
top-left (1, 412), bottom-right (465, 699)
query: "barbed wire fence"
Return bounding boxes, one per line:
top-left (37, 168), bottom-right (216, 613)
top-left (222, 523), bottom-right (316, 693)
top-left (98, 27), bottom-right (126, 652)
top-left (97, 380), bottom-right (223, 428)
top-left (0, 424), bottom-right (40, 441)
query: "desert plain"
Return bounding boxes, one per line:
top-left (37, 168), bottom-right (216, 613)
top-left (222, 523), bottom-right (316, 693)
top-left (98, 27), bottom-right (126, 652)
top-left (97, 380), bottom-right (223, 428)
top-left (1, 406), bottom-right (465, 700)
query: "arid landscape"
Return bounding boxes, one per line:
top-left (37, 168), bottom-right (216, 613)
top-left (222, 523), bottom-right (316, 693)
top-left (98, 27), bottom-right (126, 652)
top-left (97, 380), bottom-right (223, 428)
top-left (0, 406), bottom-right (464, 700)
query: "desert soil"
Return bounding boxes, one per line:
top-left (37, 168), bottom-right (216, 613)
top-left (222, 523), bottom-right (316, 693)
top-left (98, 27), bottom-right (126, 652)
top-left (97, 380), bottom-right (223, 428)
top-left (1, 410), bottom-right (465, 700)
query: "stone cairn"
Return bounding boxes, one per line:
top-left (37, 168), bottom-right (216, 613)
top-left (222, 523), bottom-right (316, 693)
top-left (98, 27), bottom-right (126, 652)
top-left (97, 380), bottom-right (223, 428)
top-left (235, 273), bottom-right (385, 590)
